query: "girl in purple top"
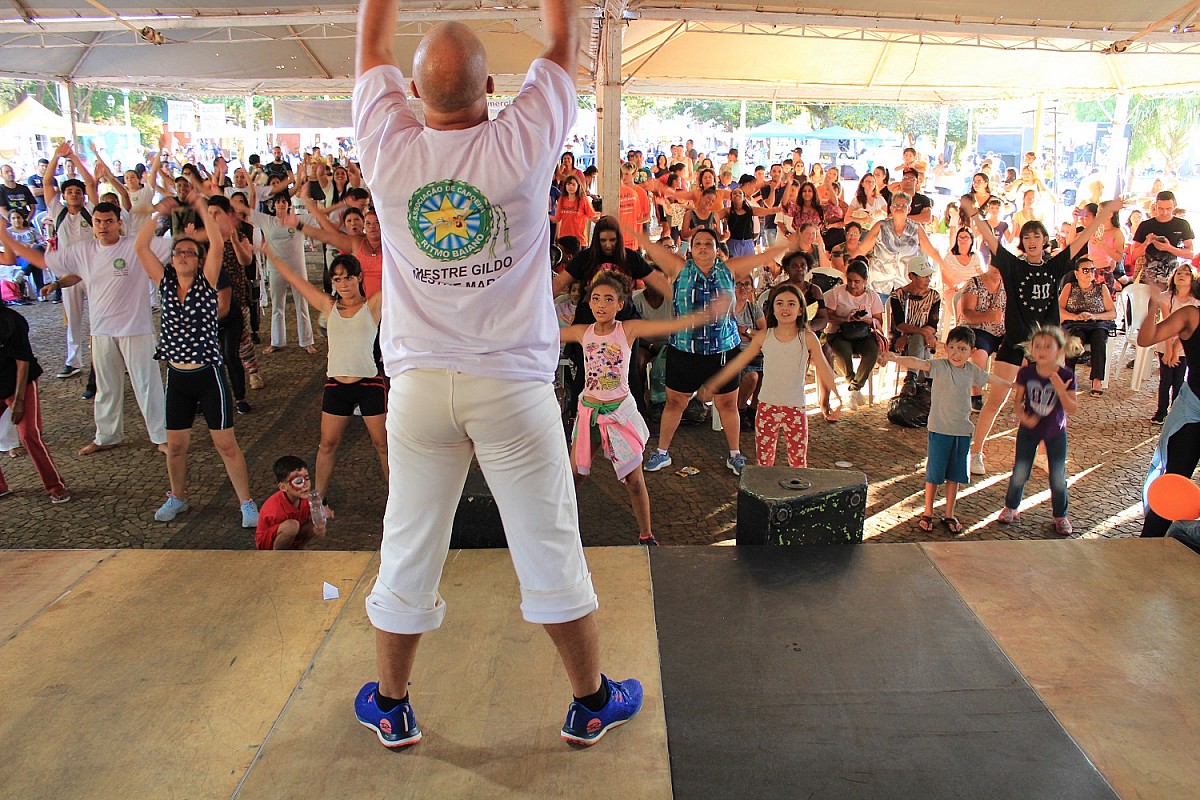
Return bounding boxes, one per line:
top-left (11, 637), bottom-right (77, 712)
top-left (998, 326), bottom-right (1082, 535)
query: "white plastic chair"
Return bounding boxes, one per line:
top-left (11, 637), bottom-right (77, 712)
top-left (1119, 284), bottom-right (1157, 391)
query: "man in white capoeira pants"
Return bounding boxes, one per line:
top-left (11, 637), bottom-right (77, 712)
top-left (350, 0), bottom-right (643, 749)
top-left (42, 142), bottom-right (96, 381)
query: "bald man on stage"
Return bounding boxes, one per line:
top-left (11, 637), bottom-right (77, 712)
top-left (350, 0), bottom-right (642, 748)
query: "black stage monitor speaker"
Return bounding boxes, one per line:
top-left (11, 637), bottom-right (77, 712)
top-left (451, 468), bottom-right (508, 548)
top-left (737, 466), bottom-right (867, 545)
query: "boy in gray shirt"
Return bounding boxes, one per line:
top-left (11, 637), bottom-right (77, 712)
top-left (882, 326), bottom-right (1012, 533)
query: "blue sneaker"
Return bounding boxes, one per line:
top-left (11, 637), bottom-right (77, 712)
top-left (241, 499), bottom-right (259, 528)
top-left (561, 675), bottom-right (643, 746)
top-left (726, 453), bottom-right (747, 476)
top-left (154, 493), bottom-right (189, 522)
top-left (644, 451), bottom-right (672, 472)
top-left (355, 682), bottom-right (422, 748)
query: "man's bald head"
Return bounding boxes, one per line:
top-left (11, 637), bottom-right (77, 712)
top-left (412, 22), bottom-right (489, 113)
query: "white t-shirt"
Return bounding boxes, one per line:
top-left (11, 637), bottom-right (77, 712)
top-left (224, 184), bottom-right (254, 203)
top-left (250, 209), bottom-right (306, 268)
top-left (353, 58), bottom-right (575, 382)
top-left (46, 196), bottom-right (95, 249)
top-left (126, 185), bottom-right (155, 236)
top-left (47, 235), bottom-right (172, 337)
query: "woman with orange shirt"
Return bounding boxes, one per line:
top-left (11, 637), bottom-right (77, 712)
top-left (551, 175), bottom-right (596, 243)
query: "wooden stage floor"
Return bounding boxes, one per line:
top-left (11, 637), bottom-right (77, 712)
top-left (1, 540), bottom-right (1196, 799)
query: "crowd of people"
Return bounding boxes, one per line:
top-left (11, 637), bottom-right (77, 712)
top-left (547, 141), bottom-right (1199, 540)
top-left (0, 125), bottom-right (1196, 540)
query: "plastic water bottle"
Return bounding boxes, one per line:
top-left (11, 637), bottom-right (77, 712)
top-left (310, 491), bottom-right (327, 530)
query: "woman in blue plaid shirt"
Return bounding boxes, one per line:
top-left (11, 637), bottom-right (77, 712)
top-left (636, 227), bottom-right (793, 476)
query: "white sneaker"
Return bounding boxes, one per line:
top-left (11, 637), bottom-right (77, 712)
top-left (848, 389), bottom-right (864, 410)
top-left (969, 452), bottom-right (986, 475)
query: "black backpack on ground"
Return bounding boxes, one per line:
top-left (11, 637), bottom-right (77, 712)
top-left (887, 375), bottom-right (932, 428)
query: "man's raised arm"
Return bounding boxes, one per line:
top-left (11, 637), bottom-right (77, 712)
top-left (540, 0), bottom-right (578, 77)
top-left (357, 0), bottom-right (400, 76)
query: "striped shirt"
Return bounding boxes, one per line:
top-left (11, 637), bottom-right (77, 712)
top-left (668, 259), bottom-right (738, 354)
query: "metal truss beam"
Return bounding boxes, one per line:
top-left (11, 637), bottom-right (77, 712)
top-left (633, 8), bottom-right (1200, 49)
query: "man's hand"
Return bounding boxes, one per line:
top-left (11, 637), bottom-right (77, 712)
top-left (356, 0), bottom-right (400, 75)
top-left (9, 397), bottom-right (23, 425)
top-left (539, 0), bottom-right (579, 76)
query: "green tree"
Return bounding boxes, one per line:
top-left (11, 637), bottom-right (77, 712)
top-left (1074, 94), bottom-right (1200, 171)
top-left (663, 99), bottom-right (808, 132)
top-left (0, 79), bottom-right (63, 115)
top-left (806, 102), bottom-right (977, 163)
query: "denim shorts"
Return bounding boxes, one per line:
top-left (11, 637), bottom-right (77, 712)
top-left (926, 431), bottom-right (971, 485)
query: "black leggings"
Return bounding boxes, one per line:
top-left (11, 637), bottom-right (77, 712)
top-left (1157, 355), bottom-right (1188, 416)
top-left (219, 305), bottom-right (246, 401)
top-left (1142, 421), bottom-right (1200, 537)
top-left (1065, 324), bottom-right (1112, 382)
top-left (245, 261), bottom-right (261, 335)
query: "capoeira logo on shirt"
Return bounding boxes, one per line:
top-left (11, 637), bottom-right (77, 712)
top-left (112, 258), bottom-right (128, 273)
top-left (408, 179), bottom-right (511, 275)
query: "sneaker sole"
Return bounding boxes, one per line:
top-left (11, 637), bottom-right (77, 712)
top-left (560, 715), bottom-right (634, 746)
top-left (357, 718), bottom-right (422, 748)
top-left (644, 460), bottom-right (672, 473)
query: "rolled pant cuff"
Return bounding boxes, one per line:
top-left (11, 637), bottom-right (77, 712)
top-left (519, 572), bottom-right (599, 625)
top-left (365, 585), bottom-right (448, 635)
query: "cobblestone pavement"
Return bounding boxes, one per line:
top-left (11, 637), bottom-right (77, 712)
top-left (0, 255), bottom-right (1160, 551)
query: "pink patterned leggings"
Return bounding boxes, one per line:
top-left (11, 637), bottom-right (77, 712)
top-left (755, 402), bottom-right (809, 468)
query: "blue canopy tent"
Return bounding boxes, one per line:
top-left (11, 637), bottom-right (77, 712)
top-left (805, 125), bottom-right (885, 142)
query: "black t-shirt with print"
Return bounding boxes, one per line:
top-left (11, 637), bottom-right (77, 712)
top-left (990, 246), bottom-right (1075, 346)
top-left (0, 183), bottom-right (36, 216)
top-left (263, 160), bottom-right (293, 182)
top-left (908, 192), bottom-right (932, 219)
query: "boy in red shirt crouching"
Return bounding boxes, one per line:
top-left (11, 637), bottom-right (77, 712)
top-left (255, 455), bottom-right (326, 549)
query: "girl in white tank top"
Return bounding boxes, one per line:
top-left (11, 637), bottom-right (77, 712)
top-left (261, 247), bottom-right (386, 515)
top-left (698, 284), bottom-right (842, 467)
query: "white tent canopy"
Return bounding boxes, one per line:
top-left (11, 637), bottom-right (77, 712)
top-left (1, 2), bottom-right (1199, 100)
